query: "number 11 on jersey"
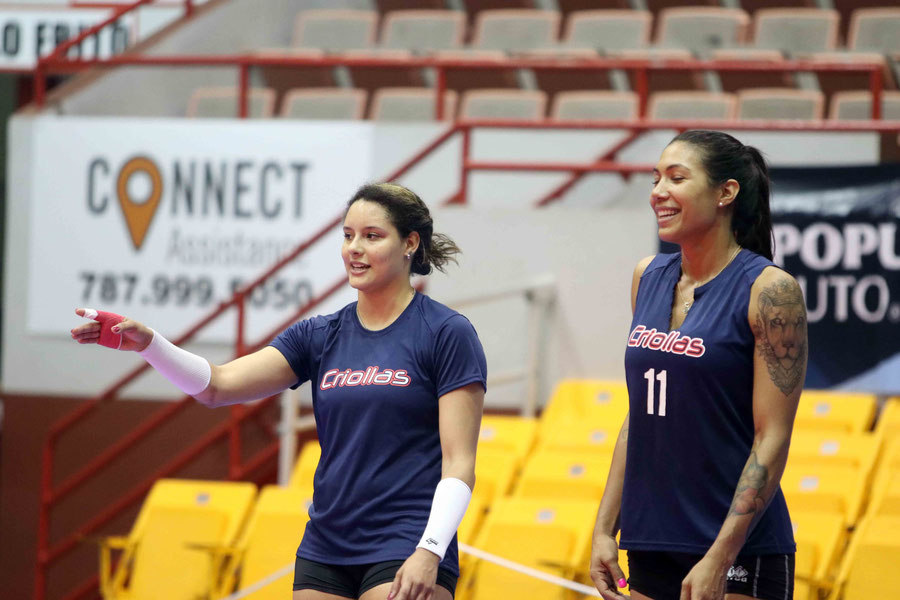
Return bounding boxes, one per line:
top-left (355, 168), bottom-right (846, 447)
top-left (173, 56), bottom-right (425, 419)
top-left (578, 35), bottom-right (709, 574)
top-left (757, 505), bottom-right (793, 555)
top-left (644, 368), bottom-right (667, 416)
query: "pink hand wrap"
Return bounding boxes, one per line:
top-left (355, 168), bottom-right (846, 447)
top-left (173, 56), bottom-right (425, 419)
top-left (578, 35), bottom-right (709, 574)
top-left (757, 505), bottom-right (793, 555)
top-left (81, 308), bottom-right (125, 349)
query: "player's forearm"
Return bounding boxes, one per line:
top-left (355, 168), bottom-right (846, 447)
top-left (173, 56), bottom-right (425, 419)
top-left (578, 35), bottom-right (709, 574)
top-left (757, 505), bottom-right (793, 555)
top-left (593, 413), bottom-right (629, 538)
top-left (441, 453), bottom-right (476, 489)
top-left (706, 431), bottom-right (791, 566)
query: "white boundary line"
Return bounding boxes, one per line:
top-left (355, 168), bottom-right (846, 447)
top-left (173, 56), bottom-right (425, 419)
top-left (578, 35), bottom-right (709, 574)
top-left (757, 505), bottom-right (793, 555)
top-left (458, 542), bottom-right (601, 597)
top-left (220, 562), bottom-right (294, 600)
top-left (219, 544), bottom-right (601, 600)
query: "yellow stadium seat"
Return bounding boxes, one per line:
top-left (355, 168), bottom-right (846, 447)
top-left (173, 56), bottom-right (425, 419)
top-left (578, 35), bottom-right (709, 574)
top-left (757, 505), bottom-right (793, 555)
top-left (790, 510), bottom-right (846, 600)
top-left (869, 473), bottom-right (900, 517)
top-left (514, 450), bottom-right (611, 502)
top-left (540, 380), bottom-right (628, 435)
top-left (537, 419), bottom-right (620, 458)
top-left (781, 463), bottom-right (866, 525)
top-left (787, 431), bottom-right (879, 482)
top-left (218, 484), bottom-right (313, 599)
top-left (459, 493), bottom-right (488, 548)
top-left (794, 391), bottom-right (877, 434)
top-left (99, 478), bottom-right (256, 600)
top-left (831, 514), bottom-right (900, 600)
top-left (871, 438), bottom-right (900, 503)
top-left (288, 440), bottom-right (320, 489)
top-left (874, 397), bottom-right (900, 441)
top-left (478, 415), bottom-right (539, 460)
top-left (468, 497), bottom-right (599, 600)
top-left (474, 446), bottom-right (522, 503)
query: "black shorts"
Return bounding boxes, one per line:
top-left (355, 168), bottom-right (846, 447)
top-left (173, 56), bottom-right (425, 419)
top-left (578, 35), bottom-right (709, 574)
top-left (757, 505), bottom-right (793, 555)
top-left (293, 556), bottom-right (457, 598)
top-left (626, 550), bottom-right (794, 600)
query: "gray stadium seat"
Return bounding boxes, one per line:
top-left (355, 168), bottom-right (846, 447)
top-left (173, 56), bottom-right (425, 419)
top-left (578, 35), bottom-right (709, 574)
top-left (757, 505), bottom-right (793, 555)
top-left (433, 49), bottom-right (520, 93)
top-left (379, 10), bottom-right (466, 53)
top-left (655, 7), bottom-right (750, 55)
top-left (736, 88), bottom-right (824, 120)
top-left (647, 91), bottom-right (736, 120)
top-left (292, 10), bottom-right (378, 52)
top-left (551, 90), bottom-right (638, 120)
top-left (829, 91), bottom-right (900, 120)
top-left (809, 52), bottom-right (895, 100)
top-left (611, 48), bottom-right (706, 93)
top-left (847, 9), bottom-right (900, 53)
top-left (562, 10), bottom-right (651, 53)
top-left (279, 88), bottom-right (367, 120)
top-left (186, 87), bottom-right (276, 119)
top-left (753, 9), bottom-right (839, 56)
top-left (471, 10), bottom-right (561, 52)
top-left (459, 89), bottom-right (547, 121)
top-left (340, 48), bottom-right (425, 92)
top-left (709, 48), bottom-right (794, 93)
top-left (519, 47), bottom-right (612, 96)
top-left (370, 87), bottom-right (458, 121)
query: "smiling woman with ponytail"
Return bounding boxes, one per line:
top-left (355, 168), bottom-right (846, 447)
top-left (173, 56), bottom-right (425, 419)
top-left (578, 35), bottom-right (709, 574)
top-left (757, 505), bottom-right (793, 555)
top-left (589, 131), bottom-right (807, 600)
top-left (71, 182), bottom-right (486, 600)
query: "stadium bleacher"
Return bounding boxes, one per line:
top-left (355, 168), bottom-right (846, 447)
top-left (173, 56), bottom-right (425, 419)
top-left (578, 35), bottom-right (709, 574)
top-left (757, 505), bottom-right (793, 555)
top-left (176, 5), bottom-right (899, 122)
top-left (5, 2), bottom-right (899, 600)
top-left (102, 383), bottom-right (898, 599)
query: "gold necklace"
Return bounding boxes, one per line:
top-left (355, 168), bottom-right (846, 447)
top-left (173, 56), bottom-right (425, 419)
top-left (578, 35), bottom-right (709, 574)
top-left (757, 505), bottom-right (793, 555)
top-left (679, 246), bottom-right (741, 315)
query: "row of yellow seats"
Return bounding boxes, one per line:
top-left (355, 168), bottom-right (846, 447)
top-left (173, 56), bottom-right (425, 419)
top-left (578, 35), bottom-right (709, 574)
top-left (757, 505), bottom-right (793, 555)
top-left (99, 478), bottom-right (310, 600)
top-left (465, 385), bottom-right (900, 600)
top-left (542, 379), bottom-right (888, 435)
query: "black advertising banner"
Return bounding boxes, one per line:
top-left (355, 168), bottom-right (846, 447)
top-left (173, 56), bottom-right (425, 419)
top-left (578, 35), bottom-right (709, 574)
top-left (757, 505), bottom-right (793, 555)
top-left (770, 165), bottom-right (900, 394)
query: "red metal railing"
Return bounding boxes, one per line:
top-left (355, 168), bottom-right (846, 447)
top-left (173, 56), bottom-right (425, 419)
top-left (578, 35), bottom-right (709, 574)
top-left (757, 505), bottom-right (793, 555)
top-left (35, 53), bottom-right (889, 120)
top-left (30, 7), bottom-right (900, 599)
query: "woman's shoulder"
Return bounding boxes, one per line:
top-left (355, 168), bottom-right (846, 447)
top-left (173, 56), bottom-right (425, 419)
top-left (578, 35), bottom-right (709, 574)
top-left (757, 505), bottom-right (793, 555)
top-left (638, 252), bottom-right (678, 278)
top-left (415, 294), bottom-right (474, 334)
top-left (737, 250), bottom-right (783, 286)
top-left (283, 304), bottom-right (351, 337)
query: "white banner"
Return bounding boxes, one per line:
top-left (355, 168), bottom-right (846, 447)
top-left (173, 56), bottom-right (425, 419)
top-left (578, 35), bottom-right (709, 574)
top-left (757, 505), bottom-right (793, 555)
top-left (27, 117), bottom-right (372, 341)
top-left (0, 8), bottom-right (135, 69)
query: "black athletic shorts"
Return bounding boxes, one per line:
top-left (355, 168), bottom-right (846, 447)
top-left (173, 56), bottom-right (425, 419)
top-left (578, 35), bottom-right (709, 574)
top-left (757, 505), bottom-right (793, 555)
top-left (626, 550), bottom-right (794, 600)
top-left (293, 556), bottom-right (457, 598)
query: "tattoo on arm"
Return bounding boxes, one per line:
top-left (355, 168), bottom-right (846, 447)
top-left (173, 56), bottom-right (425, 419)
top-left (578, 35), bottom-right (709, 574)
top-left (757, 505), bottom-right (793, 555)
top-left (753, 277), bottom-right (808, 395)
top-left (728, 451), bottom-right (769, 518)
top-left (619, 421), bottom-right (629, 444)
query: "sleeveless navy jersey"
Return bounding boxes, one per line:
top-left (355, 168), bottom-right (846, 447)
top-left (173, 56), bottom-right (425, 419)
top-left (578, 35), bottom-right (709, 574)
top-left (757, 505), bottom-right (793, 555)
top-left (620, 250), bottom-right (795, 555)
top-left (270, 293), bottom-right (487, 576)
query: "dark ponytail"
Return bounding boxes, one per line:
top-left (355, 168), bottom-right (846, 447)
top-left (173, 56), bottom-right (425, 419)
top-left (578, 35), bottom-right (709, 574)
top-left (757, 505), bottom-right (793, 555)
top-left (671, 130), bottom-right (774, 260)
top-left (346, 182), bottom-right (461, 275)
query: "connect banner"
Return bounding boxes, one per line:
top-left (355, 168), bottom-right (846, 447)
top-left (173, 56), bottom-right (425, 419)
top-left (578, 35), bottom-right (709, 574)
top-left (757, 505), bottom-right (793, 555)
top-left (771, 165), bottom-right (900, 394)
top-left (0, 8), bottom-right (135, 69)
top-left (26, 117), bottom-right (372, 341)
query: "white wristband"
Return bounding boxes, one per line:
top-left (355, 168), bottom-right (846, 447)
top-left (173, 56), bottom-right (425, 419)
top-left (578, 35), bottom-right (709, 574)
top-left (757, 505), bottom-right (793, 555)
top-left (138, 330), bottom-right (211, 396)
top-left (416, 477), bottom-right (472, 561)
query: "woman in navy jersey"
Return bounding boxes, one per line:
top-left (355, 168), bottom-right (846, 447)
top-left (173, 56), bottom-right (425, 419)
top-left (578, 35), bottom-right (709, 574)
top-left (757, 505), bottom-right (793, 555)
top-left (71, 183), bottom-right (487, 600)
top-left (588, 131), bottom-right (807, 600)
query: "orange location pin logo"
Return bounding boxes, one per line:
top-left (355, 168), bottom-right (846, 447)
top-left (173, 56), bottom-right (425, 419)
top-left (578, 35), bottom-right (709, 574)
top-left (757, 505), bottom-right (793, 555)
top-left (117, 156), bottom-right (163, 250)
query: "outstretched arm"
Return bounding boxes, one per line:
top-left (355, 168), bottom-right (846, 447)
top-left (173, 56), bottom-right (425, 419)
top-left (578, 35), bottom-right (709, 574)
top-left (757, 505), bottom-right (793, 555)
top-left (71, 308), bottom-right (298, 407)
top-left (680, 267), bottom-right (807, 600)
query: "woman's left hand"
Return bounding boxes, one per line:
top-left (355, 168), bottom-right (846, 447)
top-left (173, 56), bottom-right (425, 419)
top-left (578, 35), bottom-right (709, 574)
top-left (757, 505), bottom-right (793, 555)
top-left (680, 553), bottom-right (728, 600)
top-left (388, 548), bottom-right (440, 600)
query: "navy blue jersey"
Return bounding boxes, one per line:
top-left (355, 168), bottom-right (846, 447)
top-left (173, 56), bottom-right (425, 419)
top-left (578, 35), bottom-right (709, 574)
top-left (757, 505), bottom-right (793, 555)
top-left (620, 250), bottom-right (795, 556)
top-left (270, 293), bottom-right (487, 575)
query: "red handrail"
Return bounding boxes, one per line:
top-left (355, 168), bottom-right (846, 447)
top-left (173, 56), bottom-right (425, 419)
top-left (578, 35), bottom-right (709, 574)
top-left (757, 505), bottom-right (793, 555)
top-left (34, 53), bottom-right (888, 120)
